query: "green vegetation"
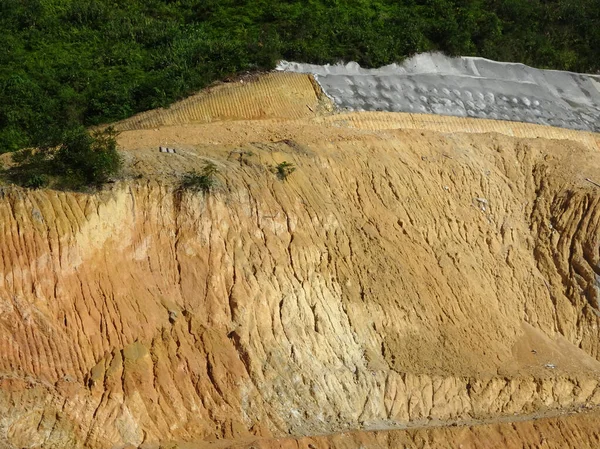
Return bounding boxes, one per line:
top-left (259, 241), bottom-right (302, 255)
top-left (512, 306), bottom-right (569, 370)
top-left (2, 0), bottom-right (599, 159)
top-left (3, 127), bottom-right (122, 190)
top-left (272, 161), bottom-right (296, 181)
top-left (180, 161), bottom-right (219, 193)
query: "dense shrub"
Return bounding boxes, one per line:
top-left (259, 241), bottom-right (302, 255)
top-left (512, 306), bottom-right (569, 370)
top-left (272, 161), bottom-right (296, 181)
top-left (180, 161), bottom-right (219, 194)
top-left (4, 127), bottom-right (122, 190)
top-left (1, 0), bottom-right (598, 156)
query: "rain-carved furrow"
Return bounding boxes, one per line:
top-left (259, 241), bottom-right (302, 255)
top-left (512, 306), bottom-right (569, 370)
top-left (529, 183), bottom-right (600, 358)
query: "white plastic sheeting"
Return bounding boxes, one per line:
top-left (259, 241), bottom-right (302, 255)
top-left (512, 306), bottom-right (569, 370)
top-left (277, 53), bottom-right (600, 132)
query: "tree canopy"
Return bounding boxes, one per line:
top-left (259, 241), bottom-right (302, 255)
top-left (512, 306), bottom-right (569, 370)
top-left (2, 0), bottom-right (599, 154)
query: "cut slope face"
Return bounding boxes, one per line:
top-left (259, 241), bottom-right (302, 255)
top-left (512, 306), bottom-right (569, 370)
top-left (1, 110), bottom-right (600, 448)
top-left (112, 72), bottom-right (329, 131)
top-left (278, 53), bottom-right (600, 132)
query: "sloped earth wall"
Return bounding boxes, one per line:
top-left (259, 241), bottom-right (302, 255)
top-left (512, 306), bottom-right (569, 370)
top-left (2, 124), bottom-right (600, 447)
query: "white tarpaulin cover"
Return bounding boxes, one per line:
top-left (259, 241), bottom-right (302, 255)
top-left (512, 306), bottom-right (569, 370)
top-left (278, 53), bottom-right (600, 132)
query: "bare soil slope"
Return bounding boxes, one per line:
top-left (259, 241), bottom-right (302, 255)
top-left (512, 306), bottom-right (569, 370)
top-left (1, 73), bottom-right (600, 449)
top-left (112, 72), bottom-right (330, 131)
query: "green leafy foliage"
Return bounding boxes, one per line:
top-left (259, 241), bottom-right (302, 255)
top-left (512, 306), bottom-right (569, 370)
top-left (4, 127), bottom-right (122, 190)
top-left (180, 161), bottom-right (219, 193)
top-left (1, 0), bottom-right (598, 156)
top-left (272, 161), bottom-right (296, 181)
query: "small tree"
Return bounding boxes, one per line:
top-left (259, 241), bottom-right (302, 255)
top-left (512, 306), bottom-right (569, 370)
top-left (53, 126), bottom-right (122, 190)
top-left (8, 148), bottom-right (52, 188)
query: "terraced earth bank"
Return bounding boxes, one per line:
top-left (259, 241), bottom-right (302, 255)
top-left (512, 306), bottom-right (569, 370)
top-left (1, 69), bottom-right (600, 449)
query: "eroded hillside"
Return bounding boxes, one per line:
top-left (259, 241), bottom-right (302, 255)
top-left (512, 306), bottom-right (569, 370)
top-left (1, 73), bottom-right (600, 449)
